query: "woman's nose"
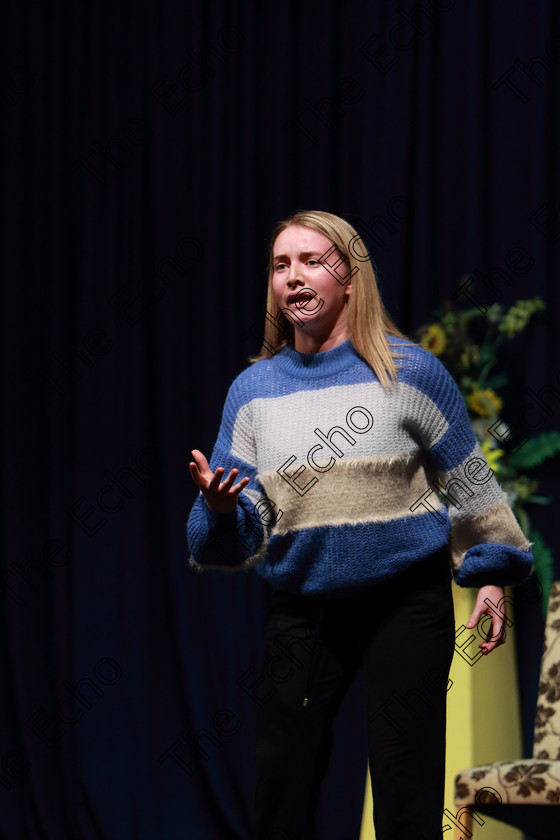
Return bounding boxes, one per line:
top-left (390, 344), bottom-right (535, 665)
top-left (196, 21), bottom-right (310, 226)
top-left (288, 262), bottom-right (303, 282)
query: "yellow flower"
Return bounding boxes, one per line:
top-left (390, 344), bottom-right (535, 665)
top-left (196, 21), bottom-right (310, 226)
top-left (467, 389), bottom-right (503, 417)
top-left (481, 440), bottom-right (505, 471)
top-left (420, 324), bottom-right (447, 356)
top-left (513, 476), bottom-right (538, 500)
top-left (460, 345), bottom-right (479, 368)
top-left (497, 297), bottom-right (545, 338)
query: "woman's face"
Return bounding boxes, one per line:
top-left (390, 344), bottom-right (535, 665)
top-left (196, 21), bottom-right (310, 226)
top-left (271, 225), bottom-right (352, 352)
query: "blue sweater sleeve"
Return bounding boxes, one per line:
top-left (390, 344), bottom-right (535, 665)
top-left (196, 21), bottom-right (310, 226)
top-left (186, 375), bottom-right (274, 572)
top-left (406, 346), bottom-right (533, 588)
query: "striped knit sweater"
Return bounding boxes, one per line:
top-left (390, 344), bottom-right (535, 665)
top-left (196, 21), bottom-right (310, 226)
top-left (186, 337), bottom-right (532, 596)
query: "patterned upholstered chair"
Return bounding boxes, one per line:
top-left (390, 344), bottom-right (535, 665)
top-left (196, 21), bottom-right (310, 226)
top-left (453, 581), bottom-right (560, 840)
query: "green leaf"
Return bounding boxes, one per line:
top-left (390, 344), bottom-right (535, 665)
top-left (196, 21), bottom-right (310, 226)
top-left (529, 530), bottom-right (555, 617)
top-left (509, 431), bottom-right (560, 469)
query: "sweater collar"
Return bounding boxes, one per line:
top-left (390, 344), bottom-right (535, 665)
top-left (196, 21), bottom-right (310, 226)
top-left (273, 338), bottom-right (361, 379)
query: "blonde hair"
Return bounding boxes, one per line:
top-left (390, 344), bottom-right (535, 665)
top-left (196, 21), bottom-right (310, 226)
top-left (249, 210), bottom-right (408, 387)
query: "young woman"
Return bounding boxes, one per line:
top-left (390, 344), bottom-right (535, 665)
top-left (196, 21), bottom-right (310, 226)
top-left (186, 211), bottom-right (533, 840)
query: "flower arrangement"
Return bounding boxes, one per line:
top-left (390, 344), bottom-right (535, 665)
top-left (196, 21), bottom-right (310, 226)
top-left (417, 293), bottom-right (560, 614)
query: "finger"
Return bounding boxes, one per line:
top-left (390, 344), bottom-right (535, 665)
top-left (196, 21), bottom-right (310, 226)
top-left (220, 468), bottom-right (241, 490)
top-left (191, 449), bottom-right (213, 472)
top-left (208, 467), bottom-right (226, 489)
top-left (493, 616), bottom-right (506, 643)
top-left (481, 621), bottom-right (504, 646)
top-left (190, 450), bottom-right (212, 479)
top-left (479, 620), bottom-right (506, 653)
top-left (231, 476), bottom-right (251, 494)
top-left (189, 462), bottom-right (216, 496)
top-left (465, 610), bottom-right (479, 629)
top-left (481, 638), bottom-right (503, 654)
top-left (188, 462), bottom-right (203, 486)
top-left (488, 616), bottom-right (505, 643)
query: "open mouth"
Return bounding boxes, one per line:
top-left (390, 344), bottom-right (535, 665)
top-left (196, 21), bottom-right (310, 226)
top-left (287, 291), bottom-right (315, 306)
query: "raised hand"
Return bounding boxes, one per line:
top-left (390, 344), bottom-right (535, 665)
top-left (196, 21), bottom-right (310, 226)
top-left (188, 449), bottom-right (251, 514)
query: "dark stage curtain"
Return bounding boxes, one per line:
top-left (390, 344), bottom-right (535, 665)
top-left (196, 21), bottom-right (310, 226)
top-left (1, 2), bottom-right (559, 838)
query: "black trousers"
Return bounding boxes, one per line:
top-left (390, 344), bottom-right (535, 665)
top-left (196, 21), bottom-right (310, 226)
top-left (253, 547), bottom-right (455, 840)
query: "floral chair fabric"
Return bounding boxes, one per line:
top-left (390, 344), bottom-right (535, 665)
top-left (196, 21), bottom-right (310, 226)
top-left (454, 581), bottom-right (560, 813)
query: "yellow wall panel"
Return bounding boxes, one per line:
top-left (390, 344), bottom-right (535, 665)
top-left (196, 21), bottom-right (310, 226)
top-left (360, 584), bottom-right (524, 840)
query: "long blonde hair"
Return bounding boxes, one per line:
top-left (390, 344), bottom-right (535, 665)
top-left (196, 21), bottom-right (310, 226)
top-left (249, 210), bottom-right (408, 387)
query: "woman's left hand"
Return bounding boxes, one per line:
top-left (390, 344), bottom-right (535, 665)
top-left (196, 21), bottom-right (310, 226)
top-left (465, 585), bottom-right (507, 655)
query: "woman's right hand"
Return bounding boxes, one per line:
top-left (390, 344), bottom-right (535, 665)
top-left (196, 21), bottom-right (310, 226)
top-left (188, 449), bottom-right (251, 514)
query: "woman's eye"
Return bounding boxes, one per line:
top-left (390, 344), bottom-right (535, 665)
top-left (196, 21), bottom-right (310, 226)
top-left (308, 260), bottom-right (319, 266)
top-left (275, 263), bottom-right (287, 271)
